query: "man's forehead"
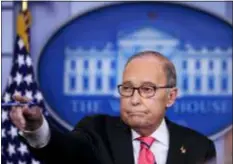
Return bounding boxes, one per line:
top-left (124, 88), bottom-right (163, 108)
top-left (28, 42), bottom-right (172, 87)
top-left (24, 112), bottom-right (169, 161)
top-left (124, 57), bottom-right (165, 74)
top-left (127, 54), bottom-right (163, 64)
top-left (122, 56), bottom-right (167, 84)
top-left (122, 71), bottom-right (166, 85)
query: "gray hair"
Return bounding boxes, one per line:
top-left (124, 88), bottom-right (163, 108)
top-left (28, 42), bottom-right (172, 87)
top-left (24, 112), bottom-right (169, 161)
top-left (125, 50), bottom-right (177, 87)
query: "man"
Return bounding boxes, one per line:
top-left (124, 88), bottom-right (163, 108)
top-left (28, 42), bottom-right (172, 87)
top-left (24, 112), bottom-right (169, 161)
top-left (10, 51), bottom-right (216, 164)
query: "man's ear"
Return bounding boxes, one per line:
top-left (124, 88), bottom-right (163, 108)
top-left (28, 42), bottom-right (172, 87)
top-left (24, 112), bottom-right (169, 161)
top-left (166, 88), bottom-right (178, 107)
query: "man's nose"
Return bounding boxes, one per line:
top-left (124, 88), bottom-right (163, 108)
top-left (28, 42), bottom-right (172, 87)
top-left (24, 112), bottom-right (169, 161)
top-left (130, 89), bottom-right (141, 105)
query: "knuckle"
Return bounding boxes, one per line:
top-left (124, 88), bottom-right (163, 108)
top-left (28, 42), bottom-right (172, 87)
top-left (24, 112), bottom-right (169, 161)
top-left (14, 108), bottom-right (21, 116)
top-left (9, 111), bottom-right (14, 120)
top-left (12, 120), bottom-right (19, 127)
top-left (14, 110), bottom-right (23, 120)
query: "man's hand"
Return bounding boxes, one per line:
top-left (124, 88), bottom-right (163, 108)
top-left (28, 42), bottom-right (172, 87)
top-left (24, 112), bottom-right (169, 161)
top-left (9, 95), bottom-right (43, 131)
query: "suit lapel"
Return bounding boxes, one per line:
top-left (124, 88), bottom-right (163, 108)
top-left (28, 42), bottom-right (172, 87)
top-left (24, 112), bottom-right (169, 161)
top-left (165, 118), bottom-right (187, 164)
top-left (107, 117), bottom-right (134, 164)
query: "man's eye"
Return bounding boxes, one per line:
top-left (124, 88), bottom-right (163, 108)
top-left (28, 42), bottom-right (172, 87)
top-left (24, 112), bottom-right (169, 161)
top-left (122, 86), bottom-right (133, 92)
top-left (141, 87), bottom-right (154, 93)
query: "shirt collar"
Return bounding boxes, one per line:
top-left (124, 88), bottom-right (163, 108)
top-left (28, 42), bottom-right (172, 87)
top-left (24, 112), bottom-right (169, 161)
top-left (131, 118), bottom-right (169, 147)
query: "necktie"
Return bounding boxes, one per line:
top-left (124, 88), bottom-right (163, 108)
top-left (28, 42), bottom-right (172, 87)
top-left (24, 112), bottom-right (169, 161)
top-left (137, 136), bottom-right (156, 164)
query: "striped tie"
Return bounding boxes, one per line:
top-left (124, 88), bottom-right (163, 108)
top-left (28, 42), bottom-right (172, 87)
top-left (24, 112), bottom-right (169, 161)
top-left (137, 136), bottom-right (156, 164)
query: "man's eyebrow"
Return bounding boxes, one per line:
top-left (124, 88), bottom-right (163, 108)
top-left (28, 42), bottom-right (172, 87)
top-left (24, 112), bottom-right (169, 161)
top-left (122, 81), bottom-right (133, 85)
top-left (121, 81), bottom-right (156, 86)
top-left (140, 81), bottom-right (156, 86)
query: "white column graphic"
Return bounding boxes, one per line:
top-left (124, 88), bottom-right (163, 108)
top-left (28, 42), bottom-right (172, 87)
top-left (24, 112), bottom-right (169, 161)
top-left (188, 58), bottom-right (195, 94)
top-left (64, 60), bottom-right (70, 94)
top-left (214, 59), bottom-right (221, 95)
top-left (201, 59), bottom-right (208, 95)
top-left (76, 58), bottom-right (84, 94)
top-left (89, 58), bottom-right (96, 94)
top-left (102, 59), bottom-right (110, 94)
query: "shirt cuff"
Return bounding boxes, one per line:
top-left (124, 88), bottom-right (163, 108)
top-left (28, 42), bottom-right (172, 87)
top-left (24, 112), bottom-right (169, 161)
top-left (19, 115), bottom-right (51, 148)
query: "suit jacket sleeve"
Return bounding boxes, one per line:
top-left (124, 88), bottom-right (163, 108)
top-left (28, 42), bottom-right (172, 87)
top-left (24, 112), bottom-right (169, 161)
top-left (18, 116), bottom-right (98, 164)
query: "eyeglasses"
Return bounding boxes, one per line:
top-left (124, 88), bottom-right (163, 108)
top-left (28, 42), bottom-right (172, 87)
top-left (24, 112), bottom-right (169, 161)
top-left (117, 84), bottom-right (174, 98)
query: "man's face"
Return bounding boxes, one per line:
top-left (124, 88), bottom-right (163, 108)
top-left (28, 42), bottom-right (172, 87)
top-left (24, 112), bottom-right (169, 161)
top-left (120, 57), bottom-right (172, 129)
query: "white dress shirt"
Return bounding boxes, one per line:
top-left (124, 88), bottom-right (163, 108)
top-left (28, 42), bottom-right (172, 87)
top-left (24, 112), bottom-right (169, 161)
top-left (21, 117), bottom-right (169, 164)
top-left (131, 119), bottom-right (169, 164)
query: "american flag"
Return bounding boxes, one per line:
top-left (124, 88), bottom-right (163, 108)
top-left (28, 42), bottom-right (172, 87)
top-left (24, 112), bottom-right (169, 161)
top-left (1, 9), bottom-right (49, 164)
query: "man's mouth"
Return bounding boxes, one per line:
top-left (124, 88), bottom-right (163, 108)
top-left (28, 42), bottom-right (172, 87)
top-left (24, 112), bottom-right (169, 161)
top-left (127, 112), bottom-right (145, 117)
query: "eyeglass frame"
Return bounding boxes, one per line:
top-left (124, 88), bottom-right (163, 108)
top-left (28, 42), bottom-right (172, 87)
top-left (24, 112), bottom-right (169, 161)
top-left (117, 83), bottom-right (175, 98)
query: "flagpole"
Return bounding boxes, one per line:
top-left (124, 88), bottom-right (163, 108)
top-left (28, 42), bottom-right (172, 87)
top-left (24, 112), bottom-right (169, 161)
top-left (22, 0), bottom-right (28, 11)
top-left (19, 0), bottom-right (30, 52)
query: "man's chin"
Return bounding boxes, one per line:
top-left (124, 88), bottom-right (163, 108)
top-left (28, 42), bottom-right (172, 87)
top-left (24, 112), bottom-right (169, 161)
top-left (127, 117), bottom-right (148, 128)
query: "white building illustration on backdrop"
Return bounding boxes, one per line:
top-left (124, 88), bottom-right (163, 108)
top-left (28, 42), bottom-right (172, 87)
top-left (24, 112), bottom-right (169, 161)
top-left (64, 27), bottom-right (232, 97)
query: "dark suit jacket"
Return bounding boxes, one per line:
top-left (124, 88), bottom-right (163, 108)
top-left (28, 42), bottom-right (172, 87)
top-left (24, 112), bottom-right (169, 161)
top-left (20, 114), bottom-right (216, 164)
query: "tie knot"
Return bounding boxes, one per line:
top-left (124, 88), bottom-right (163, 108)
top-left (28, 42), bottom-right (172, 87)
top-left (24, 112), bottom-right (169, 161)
top-left (137, 136), bottom-right (155, 149)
